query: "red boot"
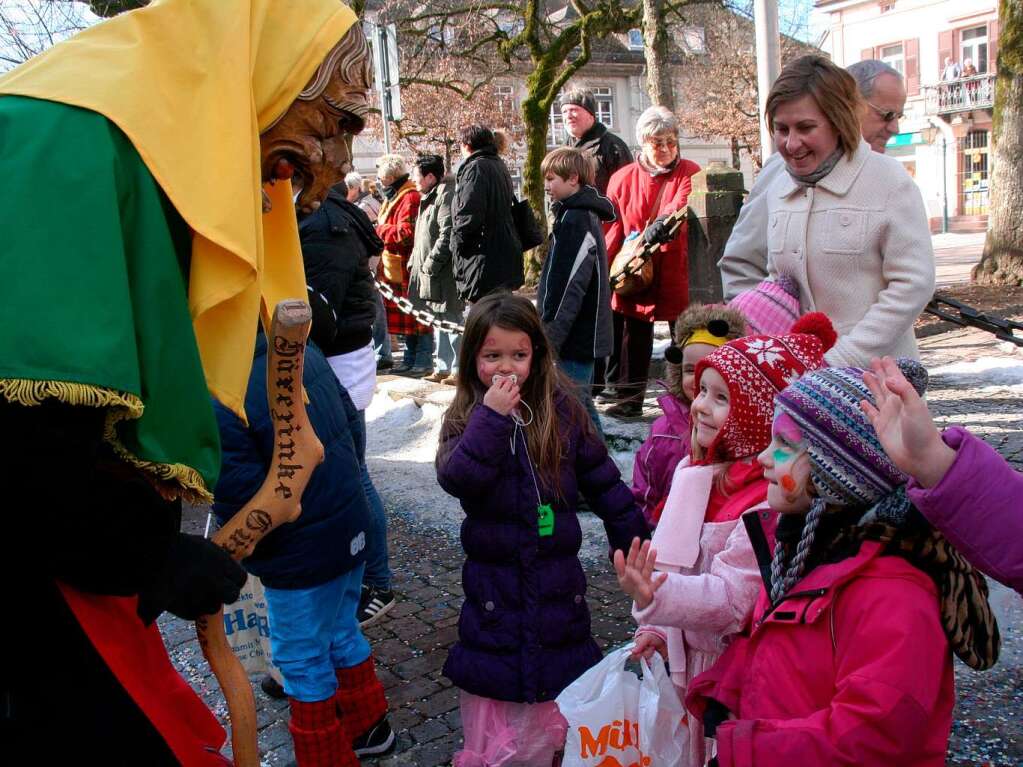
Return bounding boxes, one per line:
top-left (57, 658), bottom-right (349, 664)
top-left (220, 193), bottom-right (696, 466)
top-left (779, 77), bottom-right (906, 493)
top-left (334, 657), bottom-right (389, 746)
top-left (288, 697), bottom-right (359, 767)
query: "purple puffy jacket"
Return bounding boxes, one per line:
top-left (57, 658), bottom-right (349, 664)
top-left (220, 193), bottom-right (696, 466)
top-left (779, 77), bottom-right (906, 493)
top-left (632, 394), bottom-right (692, 525)
top-left (908, 426), bottom-right (1023, 595)
top-left (437, 393), bottom-right (650, 703)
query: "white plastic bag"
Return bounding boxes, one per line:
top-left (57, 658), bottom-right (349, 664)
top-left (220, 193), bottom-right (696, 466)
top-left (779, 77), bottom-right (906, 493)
top-left (556, 644), bottom-right (687, 767)
top-left (222, 573), bottom-right (274, 677)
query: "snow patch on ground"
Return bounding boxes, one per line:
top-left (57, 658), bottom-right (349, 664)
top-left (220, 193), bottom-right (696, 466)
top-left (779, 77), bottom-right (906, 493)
top-left (930, 356), bottom-right (1023, 394)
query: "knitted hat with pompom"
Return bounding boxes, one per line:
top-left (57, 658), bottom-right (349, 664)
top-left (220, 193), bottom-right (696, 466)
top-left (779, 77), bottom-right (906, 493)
top-left (729, 275), bottom-right (802, 336)
top-left (694, 312), bottom-right (836, 462)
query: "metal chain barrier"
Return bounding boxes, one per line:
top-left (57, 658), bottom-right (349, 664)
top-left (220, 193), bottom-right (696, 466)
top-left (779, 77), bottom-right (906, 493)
top-left (374, 277), bottom-right (466, 334)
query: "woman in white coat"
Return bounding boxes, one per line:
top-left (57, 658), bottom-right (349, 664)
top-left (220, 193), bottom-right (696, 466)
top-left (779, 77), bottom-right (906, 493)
top-left (760, 55), bottom-right (934, 367)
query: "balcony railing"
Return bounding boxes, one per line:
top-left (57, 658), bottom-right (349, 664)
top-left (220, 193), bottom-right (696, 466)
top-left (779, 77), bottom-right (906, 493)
top-left (924, 74), bottom-right (996, 115)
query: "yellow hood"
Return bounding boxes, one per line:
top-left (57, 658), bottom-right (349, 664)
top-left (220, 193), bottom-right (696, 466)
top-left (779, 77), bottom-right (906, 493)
top-left (0, 0), bottom-right (358, 416)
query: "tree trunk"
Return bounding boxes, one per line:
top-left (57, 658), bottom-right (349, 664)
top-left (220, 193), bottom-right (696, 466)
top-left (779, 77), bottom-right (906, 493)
top-left (730, 136), bottom-right (741, 170)
top-left (520, 87), bottom-right (552, 283)
top-left (973, 0), bottom-right (1023, 286)
top-left (642, 0), bottom-right (675, 109)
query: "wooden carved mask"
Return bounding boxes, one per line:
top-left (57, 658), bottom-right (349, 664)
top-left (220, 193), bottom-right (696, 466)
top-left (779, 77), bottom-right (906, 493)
top-left (260, 24), bottom-right (373, 215)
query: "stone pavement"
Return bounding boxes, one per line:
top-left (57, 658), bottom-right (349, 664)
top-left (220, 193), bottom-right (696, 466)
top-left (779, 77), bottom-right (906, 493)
top-left (932, 231), bottom-right (985, 288)
top-left (166, 321), bottom-right (1022, 767)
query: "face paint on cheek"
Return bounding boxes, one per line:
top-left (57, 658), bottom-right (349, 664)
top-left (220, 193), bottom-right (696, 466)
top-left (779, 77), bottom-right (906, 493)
top-left (780, 474), bottom-right (797, 492)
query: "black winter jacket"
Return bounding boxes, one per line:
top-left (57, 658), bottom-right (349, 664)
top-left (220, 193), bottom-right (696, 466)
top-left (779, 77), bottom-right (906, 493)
top-left (451, 146), bottom-right (523, 302)
top-left (537, 186), bottom-right (616, 362)
top-left (299, 191), bottom-right (383, 356)
top-left (567, 122), bottom-right (633, 196)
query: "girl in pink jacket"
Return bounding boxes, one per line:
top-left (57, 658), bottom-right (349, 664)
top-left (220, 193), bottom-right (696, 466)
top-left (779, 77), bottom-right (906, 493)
top-left (615, 314), bottom-right (835, 767)
top-left (631, 304), bottom-right (746, 525)
top-left (686, 361), bottom-right (999, 767)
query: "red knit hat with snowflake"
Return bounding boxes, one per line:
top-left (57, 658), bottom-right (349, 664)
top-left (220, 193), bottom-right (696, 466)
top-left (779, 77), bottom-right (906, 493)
top-left (693, 312), bottom-right (836, 462)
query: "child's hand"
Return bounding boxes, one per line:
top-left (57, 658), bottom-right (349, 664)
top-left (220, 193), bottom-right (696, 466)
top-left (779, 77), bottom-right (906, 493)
top-left (613, 537), bottom-right (668, 611)
top-left (483, 376), bottom-right (521, 416)
top-left (861, 356), bottom-right (955, 488)
top-left (631, 631), bottom-right (668, 661)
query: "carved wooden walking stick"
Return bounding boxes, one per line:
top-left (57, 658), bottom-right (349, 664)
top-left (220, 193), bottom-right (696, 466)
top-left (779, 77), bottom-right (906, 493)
top-left (196, 299), bottom-right (324, 767)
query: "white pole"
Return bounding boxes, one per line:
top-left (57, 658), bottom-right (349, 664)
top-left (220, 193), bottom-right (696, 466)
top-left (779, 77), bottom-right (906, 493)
top-left (754, 0), bottom-right (781, 163)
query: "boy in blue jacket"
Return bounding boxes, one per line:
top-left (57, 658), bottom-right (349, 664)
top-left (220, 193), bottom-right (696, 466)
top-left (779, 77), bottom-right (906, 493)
top-left (536, 146), bottom-right (615, 433)
top-left (212, 335), bottom-right (393, 767)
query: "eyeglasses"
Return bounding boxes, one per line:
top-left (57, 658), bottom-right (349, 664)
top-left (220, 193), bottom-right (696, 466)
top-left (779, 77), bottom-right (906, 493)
top-left (867, 102), bottom-right (904, 123)
top-left (646, 137), bottom-right (678, 150)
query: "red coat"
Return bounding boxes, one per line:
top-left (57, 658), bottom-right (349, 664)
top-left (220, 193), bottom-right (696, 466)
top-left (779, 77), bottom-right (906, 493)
top-left (604, 158), bottom-right (701, 322)
top-left (686, 516), bottom-right (954, 767)
top-left (376, 182), bottom-right (429, 336)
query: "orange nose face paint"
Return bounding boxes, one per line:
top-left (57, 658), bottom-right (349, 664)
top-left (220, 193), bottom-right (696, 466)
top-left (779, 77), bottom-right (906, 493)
top-left (780, 474), bottom-right (796, 492)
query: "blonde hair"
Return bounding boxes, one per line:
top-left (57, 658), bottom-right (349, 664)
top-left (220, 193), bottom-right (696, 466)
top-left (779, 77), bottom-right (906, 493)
top-left (765, 55), bottom-right (863, 159)
top-left (540, 147), bottom-right (595, 187)
top-left (375, 153), bottom-right (407, 180)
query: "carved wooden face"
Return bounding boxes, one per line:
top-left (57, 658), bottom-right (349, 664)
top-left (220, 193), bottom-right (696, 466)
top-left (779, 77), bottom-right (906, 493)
top-left (260, 25), bottom-right (373, 215)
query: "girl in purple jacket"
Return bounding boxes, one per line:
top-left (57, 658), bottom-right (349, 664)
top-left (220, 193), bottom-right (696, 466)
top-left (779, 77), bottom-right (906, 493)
top-left (862, 355), bottom-right (1023, 594)
top-left (632, 304), bottom-right (746, 525)
top-left (435, 293), bottom-right (649, 767)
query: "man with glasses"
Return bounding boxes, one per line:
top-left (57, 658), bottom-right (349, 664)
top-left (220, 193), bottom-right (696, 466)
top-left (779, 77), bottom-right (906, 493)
top-left (720, 60), bottom-right (907, 298)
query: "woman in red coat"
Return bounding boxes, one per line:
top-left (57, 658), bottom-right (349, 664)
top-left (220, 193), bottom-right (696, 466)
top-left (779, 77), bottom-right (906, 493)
top-left (603, 106), bottom-right (700, 418)
top-left (375, 153), bottom-right (432, 375)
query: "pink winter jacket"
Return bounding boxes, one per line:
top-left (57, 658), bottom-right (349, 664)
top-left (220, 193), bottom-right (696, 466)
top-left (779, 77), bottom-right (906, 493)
top-left (632, 394), bottom-right (691, 525)
top-left (908, 426), bottom-right (1023, 594)
top-left (687, 512), bottom-right (954, 767)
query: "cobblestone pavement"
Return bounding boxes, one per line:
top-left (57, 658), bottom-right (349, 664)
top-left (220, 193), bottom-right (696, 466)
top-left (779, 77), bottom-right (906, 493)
top-left (167, 323), bottom-right (1022, 767)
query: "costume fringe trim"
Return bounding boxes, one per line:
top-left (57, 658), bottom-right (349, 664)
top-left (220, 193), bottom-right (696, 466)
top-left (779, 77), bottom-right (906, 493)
top-left (0, 378), bottom-right (213, 505)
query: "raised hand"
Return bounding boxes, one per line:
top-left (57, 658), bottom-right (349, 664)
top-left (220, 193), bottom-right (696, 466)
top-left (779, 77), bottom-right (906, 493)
top-left (483, 376), bottom-right (521, 416)
top-left (861, 356), bottom-right (955, 488)
top-left (613, 537), bottom-right (668, 610)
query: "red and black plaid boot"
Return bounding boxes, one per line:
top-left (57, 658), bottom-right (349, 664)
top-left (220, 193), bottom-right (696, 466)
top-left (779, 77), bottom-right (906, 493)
top-left (288, 697), bottom-right (359, 767)
top-left (334, 657), bottom-right (393, 757)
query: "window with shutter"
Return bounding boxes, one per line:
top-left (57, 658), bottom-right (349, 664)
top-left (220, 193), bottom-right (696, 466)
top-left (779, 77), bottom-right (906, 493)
top-left (904, 38), bottom-right (919, 96)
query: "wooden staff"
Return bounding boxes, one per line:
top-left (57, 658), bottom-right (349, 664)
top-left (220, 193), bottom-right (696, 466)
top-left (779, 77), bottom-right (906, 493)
top-left (196, 299), bottom-right (324, 767)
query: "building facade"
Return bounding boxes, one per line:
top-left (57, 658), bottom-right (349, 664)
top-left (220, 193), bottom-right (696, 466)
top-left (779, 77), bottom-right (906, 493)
top-left (813, 0), bottom-right (999, 232)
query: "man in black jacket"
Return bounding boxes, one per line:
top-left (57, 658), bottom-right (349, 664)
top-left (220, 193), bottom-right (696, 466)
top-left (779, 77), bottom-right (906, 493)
top-left (450, 124), bottom-right (523, 303)
top-left (560, 87), bottom-right (633, 196)
top-left (299, 191), bottom-right (397, 630)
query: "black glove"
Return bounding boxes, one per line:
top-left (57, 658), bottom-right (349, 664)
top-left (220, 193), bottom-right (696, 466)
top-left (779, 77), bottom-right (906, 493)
top-left (643, 215), bottom-right (675, 246)
top-left (137, 533), bottom-right (247, 625)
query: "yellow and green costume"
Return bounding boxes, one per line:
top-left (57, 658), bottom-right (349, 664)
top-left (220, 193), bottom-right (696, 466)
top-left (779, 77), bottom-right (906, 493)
top-left (0, 2), bottom-right (359, 762)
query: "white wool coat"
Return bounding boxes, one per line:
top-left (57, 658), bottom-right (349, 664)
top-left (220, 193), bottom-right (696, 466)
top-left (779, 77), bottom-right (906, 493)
top-left (720, 141), bottom-right (935, 367)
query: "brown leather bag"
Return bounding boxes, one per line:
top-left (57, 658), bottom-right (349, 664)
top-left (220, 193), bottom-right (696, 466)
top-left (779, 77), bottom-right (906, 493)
top-left (379, 184), bottom-right (415, 283)
top-left (609, 178), bottom-right (668, 297)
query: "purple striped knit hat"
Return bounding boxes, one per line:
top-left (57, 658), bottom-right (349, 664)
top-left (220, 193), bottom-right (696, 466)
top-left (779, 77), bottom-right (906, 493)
top-left (729, 276), bottom-right (801, 336)
top-left (774, 361), bottom-right (929, 506)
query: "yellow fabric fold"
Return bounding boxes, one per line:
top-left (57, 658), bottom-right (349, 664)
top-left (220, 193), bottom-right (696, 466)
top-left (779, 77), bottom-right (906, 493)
top-left (0, 0), bottom-right (357, 417)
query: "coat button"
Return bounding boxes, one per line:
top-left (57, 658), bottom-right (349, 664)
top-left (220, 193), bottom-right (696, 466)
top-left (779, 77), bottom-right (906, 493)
top-left (484, 601), bottom-right (495, 611)
top-left (574, 594), bottom-right (583, 604)
top-left (840, 213), bottom-right (852, 226)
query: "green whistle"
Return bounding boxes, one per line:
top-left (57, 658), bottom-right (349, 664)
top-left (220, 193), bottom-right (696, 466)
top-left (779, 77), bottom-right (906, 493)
top-left (537, 503), bottom-right (554, 537)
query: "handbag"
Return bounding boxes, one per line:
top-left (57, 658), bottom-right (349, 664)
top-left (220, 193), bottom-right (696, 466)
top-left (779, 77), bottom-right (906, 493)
top-left (511, 197), bottom-right (545, 251)
top-left (609, 178), bottom-right (670, 298)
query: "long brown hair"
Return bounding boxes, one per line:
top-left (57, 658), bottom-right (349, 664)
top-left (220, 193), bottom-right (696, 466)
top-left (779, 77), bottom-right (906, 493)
top-left (437, 293), bottom-right (589, 498)
top-left (765, 54), bottom-right (863, 159)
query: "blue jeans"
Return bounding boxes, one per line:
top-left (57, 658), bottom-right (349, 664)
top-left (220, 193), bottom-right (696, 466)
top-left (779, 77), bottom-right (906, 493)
top-left (402, 332), bottom-right (434, 369)
top-left (353, 410), bottom-right (391, 591)
top-left (264, 565), bottom-right (371, 702)
top-left (372, 288), bottom-right (391, 363)
top-left (435, 328), bottom-right (461, 373)
top-left (559, 358), bottom-right (603, 436)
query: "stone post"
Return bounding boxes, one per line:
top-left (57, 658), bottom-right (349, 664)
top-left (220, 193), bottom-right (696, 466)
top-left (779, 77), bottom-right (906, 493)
top-left (686, 161), bottom-right (745, 305)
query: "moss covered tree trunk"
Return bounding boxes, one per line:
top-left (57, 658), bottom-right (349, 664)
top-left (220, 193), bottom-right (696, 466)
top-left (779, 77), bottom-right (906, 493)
top-left (642, 0), bottom-right (676, 109)
top-left (973, 0), bottom-right (1023, 286)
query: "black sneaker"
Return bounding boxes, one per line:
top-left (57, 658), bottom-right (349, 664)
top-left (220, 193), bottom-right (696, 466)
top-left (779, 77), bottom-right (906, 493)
top-left (353, 716), bottom-right (396, 757)
top-left (260, 674), bottom-right (287, 700)
top-left (595, 388), bottom-right (620, 404)
top-left (606, 400), bottom-right (643, 419)
top-left (376, 358), bottom-right (394, 372)
top-left (358, 585), bottom-right (396, 627)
